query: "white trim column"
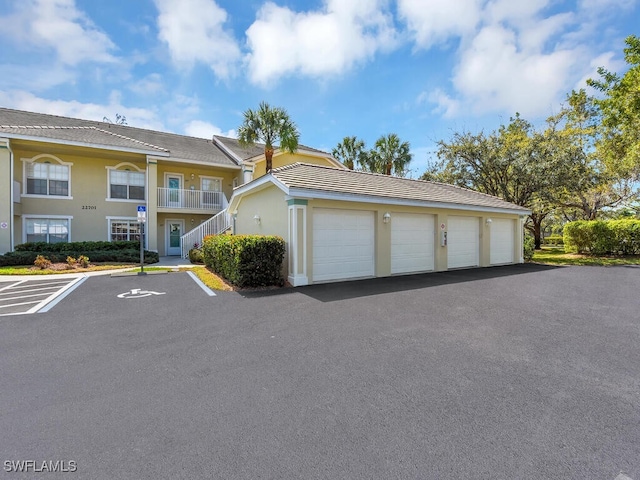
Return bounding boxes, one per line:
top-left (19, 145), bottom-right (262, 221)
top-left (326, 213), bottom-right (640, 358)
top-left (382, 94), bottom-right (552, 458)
top-left (287, 198), bottom-right (308, 287)
top-left (0, 138), bottom-right (13, 254)
top-left (146, 157), bottom-right (158, 252)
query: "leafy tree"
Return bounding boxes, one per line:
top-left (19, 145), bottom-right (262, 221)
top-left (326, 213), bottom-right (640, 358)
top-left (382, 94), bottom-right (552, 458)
top-left (587, 35), bottom-right (640, 181)
top-left (422, 114), bottom-right (570, 248)
top-left (237, 102), bottom-right (300, 173)
top-left (550, 90), bottom-right (634, 221)
top-left (364, 133), bottom-right (412, 176)
top-left (332, 136), bottom-right (367, 170)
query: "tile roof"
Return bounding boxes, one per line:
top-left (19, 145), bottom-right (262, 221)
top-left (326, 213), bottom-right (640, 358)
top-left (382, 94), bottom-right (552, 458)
top-left (270, 163), bottom-right (530, 213)
top-left (0, 107), bottom-right (240, 166)
top-left (213, 135), bottom-right (334, 161)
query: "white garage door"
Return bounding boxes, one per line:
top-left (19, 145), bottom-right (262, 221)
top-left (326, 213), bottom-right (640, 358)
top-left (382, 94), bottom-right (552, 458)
top-left (448, 216), bottom-right (479, 269)
top-left (312, 209), bottom-right (375, 282)
top-left (490, 218), bottom-right (515, 265)
top-left (391, 213), bottom-right (435, 274)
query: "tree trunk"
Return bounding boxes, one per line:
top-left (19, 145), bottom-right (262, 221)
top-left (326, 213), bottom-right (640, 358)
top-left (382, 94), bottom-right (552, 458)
top-left (527, 213), bottom-right (547, 250)
top-left (265, 148), bottom-right (274, 173)
top-left (385, 162), bottom-right (392, 175)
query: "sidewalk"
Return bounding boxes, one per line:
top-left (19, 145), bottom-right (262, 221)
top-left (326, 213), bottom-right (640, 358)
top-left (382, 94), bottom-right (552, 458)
top-left (0, 256), bottom-right (195, 282)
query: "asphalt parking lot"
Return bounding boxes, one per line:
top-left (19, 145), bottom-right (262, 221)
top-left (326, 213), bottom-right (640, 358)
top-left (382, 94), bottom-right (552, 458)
top-left (1, 265), bottom-right (639, 479)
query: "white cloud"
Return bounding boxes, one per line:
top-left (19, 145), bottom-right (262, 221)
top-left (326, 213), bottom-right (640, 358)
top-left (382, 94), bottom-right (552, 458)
top-left (155, 0), bottom-right (241, 79)
top-left (397, 0), bottom-right (482, 48)
top-left (245, 0), bottom-right (398, 86)
top-left (450, 24), bottom-right (577, 116)
top-left (184, 120), bottom-right (236, 139)
top-left (0, 90), bottom-right (164, 131)
top-left (0, 0), bottom-right (116, 65)
top-left (128, 73), bottom-right (166, 96)
top-left (406, 0), bottom-right (608, 118)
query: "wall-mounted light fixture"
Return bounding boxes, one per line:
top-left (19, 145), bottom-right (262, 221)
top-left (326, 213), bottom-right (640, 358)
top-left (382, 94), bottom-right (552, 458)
top-left (253, 214), bottom-right (261, 225)
top-left (486, 218), bottom-right (493, 225)
top-left (191, 218), bottom-right (195, 225)
top-left (191, 173), bottom-right (195, 180)
top-left (383, 212), bottom-right (391, 224)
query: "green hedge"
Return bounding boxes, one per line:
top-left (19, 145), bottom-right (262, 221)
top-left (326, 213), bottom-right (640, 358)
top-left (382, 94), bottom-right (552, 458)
top-left (0, 248), bottom-right (159, 267)
top-left (563, 220), bottom-right (640, 255)
top-left (14, 240), bottom-right (140, 252)
top-left (203, 235), bottom-right (285, 288)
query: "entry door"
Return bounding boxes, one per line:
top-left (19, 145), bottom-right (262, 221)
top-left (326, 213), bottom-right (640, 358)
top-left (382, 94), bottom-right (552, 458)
top-left (166, 220), bottom-right (184, 256)
top-left (166, 174), bottom-right (182, 207)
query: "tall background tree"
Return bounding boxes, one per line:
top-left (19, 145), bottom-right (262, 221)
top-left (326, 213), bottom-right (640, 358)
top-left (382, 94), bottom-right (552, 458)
top-left (332, 136), bottom-right (367, 170)
top-left (364, 133), bottom-right (412, 176)
top-left (237, 102), bottom-right (300, 173)
top-left (587, 34), bottom-right (640, 182)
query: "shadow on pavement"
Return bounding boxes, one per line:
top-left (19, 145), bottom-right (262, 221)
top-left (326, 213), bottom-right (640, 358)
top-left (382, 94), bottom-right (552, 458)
top-left (240, 263), bottom-right (560, 302)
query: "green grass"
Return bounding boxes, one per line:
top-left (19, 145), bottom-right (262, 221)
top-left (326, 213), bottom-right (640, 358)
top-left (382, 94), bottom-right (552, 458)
top-left (532, 247), bottom-right (640, 266)
top-left (190, 266), bottom-right (233, 291)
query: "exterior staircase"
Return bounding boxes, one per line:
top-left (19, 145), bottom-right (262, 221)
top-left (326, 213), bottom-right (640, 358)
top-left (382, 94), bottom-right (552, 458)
top-left (180, 208), bottom-right (231, 258)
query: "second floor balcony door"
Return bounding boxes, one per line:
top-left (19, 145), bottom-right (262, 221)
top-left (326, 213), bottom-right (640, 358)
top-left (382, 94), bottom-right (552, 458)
top-left (201, 177), bottom-right (223, 209)
top-left (166, 173), bottom-right (183, 207)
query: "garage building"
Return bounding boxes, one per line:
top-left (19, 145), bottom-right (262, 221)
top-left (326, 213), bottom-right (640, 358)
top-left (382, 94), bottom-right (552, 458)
top-left (228, 163), bottom-right (531, 286)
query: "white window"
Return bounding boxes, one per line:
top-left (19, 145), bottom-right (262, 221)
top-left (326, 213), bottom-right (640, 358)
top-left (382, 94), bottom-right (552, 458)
top-left (108, 218), bottom-right (144, 242)
top-left (23, 155), bottom-right (72, 198)
top-left (24, 217), bottom-right (71, 244)
top-left (107, 163), bottom-right (146, 201)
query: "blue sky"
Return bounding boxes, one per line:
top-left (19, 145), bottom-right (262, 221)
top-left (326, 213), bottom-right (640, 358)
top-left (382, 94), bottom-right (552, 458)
top-left (0, 0), bottom-right (637, 176)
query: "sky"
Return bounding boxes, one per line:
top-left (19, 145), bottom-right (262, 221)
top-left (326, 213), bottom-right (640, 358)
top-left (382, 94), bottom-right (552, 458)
top-left (0, 0), bottom-right (637, 176)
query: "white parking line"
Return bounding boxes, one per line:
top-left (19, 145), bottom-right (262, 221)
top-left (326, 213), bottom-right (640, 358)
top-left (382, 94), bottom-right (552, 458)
top-left (0, 275), bottom-right (88, 316)
top-left (187, 271), bottom-right (217, 297)
top-left (37, 276), bottom-right (88, 313)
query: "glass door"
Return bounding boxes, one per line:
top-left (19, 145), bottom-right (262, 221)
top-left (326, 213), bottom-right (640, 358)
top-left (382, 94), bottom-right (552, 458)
top-left (166, 174), bottom-right (182, 207)
top-left (167, 220), bottom-right (183, 256)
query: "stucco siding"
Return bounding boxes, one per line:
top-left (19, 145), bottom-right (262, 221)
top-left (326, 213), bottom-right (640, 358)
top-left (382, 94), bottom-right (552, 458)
top-left (253, 152), bottom-right (337, 178)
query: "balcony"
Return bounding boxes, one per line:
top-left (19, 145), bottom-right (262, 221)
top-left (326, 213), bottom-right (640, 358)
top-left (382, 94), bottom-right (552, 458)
top-left (157, 187), bottom-right (228, 213)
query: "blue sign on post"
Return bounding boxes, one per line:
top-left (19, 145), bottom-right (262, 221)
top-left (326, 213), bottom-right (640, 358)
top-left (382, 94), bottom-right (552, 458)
top-left (137, 206), bottom-right (146, 274)
top-left (137, 205), bottom-right (146, 223)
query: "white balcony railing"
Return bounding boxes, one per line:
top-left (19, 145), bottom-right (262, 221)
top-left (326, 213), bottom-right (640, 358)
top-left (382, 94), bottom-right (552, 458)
top-left (157, 188), bottom-right (227, 211)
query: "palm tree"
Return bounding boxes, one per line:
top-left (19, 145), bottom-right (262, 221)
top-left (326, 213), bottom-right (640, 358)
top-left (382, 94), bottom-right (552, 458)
top-left (332, 136), bottom-right (367, 170)
top-left (237, 102), bottom-right (300, 173)
top-left (370, 133), bottom-right (412, 176)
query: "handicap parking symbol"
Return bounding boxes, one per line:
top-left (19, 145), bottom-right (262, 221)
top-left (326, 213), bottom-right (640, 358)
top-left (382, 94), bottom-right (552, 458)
top-left (117, 288), bottom-right (166, 299)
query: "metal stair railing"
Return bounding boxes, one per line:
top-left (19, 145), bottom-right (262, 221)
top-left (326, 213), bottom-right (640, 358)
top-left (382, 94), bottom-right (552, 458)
top-left (180, 196), bottom-right (231, 258)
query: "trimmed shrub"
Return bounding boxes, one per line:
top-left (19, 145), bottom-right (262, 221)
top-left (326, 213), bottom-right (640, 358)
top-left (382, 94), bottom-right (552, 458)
top-left (203, 235), bottom-right (285, 288)
top-left (14, 240), bottom-right (140, 252)
top-left (34, 255), bottom-right (52, 270)
top-left (523, 234), bottom-right (535, 261)
top-left (0, 249), bottom-right (158, 267)
top-left (188, 248), bottom-right (204, 264)
top-left (564, 219), bottom-right (640, 255)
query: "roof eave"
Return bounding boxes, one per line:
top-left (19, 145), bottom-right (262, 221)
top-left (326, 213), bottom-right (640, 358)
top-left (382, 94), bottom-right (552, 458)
top-left (1, 132), bottom-right (170, 157)
top-left (286, 187), bottom-right (531, 215)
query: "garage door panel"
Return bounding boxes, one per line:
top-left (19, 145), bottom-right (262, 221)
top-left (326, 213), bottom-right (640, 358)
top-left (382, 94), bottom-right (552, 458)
top-left (313, 209), bottom-right (375, 282)
top-left (448, 216), bottom-right (479, 269)
top-left (391, 213), bottom-right (434, 274)
top-left (490, 218), bottom-right (515, 265)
